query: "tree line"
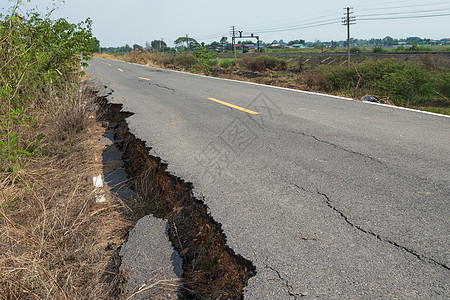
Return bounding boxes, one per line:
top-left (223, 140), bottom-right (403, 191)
top-left (99, 35), bottom-right (449, 54)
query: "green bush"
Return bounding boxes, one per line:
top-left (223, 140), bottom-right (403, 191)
top-left (219, 59), bottom-right (235, 68)
top-left (372, 46), bottom-right (385, 53)
top-left (0, 2), bottom-right (96, 171)
top-left (0, 11), bottom-right (96, 112)
top-left (316, 58), bottom-right (443, 106)
top-left (377, 66), bottom-right (429, 105)
top-left (192, 47), bottom-right (217, 74)
top-left (207, 59), bottom-right (218, 67)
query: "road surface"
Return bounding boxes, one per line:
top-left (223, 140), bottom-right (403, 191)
top-left (87, 57), bottom-right (449, 299)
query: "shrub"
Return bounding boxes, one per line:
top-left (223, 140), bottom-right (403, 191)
top-left (396, 45), bottom-right (406, 52)
top-left (422, 54), bottom-right (450, 71)
top-left (219, 59), bottom-right (235, 68)
top-left (0, 3), bottom-right (96, 170)
top-left (152, 53), bottom-right (175, 66)
top-left (174, 54), bottom-right (196, 68)
top-left (350, 47), bottom-right (362, 53)
top-left (240, 55), bottom-right (287, 72)
top-left (207, 59), bottom-right (218, 67)
top-left (372, 46), bottom-right (385, 53)
top-left (302, 71), bottom-right (331, 92)
top-left (315, 58), bottom-right (443, 106)
top-left (192, 47), bottom-right (217, 74)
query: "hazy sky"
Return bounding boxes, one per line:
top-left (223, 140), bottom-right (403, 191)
top-left (3, 0), bottom-right (450, 47)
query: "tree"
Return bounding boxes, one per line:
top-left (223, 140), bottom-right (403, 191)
top-left (384, 36), bottom-right (395, 46)
top-left (174, 36), bottom-right (199, 51)
top-left (151, 40), bottom-right (167, 51)
top-left (239, 40), bottom-right (255, 45)
top-left (90, 37), bottom-right (100, 52)
top-left (406, 37), bottom-right (422, 44)
top-left (330, 40), bottom-right (339, 49)
top-left (120, 44), bottom-right (132, 53)
top-left (206, 41), bottom-right (221, 49)
top-left (313, 40), bottom-right (324, 50)
top-left (287, 39), bottom-right (305, 46)
top-left (133, 44), bottom-right (143, 51)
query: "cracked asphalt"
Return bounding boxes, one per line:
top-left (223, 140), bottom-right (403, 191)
top-left (88, 57), bottom-right (449, 299)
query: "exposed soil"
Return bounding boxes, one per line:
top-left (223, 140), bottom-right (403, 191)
top-left (97, 97), bottom-right (256, 299)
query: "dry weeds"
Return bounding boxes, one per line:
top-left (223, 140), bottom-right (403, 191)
top-left (0, 87), bottom-right (131, 299)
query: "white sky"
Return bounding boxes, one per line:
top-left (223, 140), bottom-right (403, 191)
top-left (3, 0), bottom-right (450, 47)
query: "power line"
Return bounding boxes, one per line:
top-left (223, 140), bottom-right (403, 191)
top-left (358, 7), bottom-right (450, 17)
top-left (239, 5), bottom-right (450, 36)
top-left (246, 20), bottom-right (340, 34)
top-left (237, 1), bottom-right (450, 33)
top-left (191, 3), bottom-right (450, 43)
top-left (240, 10), bottom-right (341, 30)
top-left (359, 13), bottom-right (450, 21)
top-left (194, 34), bottom-right (227, 40)
top-left (357, 1), bottom-right (450, 12)
top-left (243, 16), bottom-right (342, 34)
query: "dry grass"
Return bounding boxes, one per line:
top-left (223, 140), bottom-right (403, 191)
top-left (0, 86), bottom-right (131, 299)
top-left (93, 53), bottom-right (118, 61)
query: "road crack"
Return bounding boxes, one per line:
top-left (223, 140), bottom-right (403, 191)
top-left (286, 129), bottom-right (382, 165)
top-left (292, 184), bottom-right (449, 271)
top-left (264, 263), bottom-right (306, 299)
top-left (147, 82), bottom-right (175, 94)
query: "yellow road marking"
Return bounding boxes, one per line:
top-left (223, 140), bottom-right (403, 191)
top-left (118, 68), bottom-right (123, 72)
top-left (207, 98), bottom-right (259, 115)
top-left (138, 77), bottom-right (151, 81)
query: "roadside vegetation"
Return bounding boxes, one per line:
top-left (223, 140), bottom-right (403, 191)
top-left (96, 50), bottom-right (450, 115)
top-left (0, 2), bottom-right (129, 299)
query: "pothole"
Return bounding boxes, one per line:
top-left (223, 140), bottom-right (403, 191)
top-left (96, 95), bottom-right (256, 299)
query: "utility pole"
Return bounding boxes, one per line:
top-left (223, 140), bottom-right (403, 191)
top-left (230, 27), bottom-right (260, 60)
top-left (342, 7), bottom-right (356, 66)
top-left (160, 38), bottom-right (164, 52)
top-left (230, 26), bottom-right (237, 65)
top-left (185, 34), bottom-right (189, 51)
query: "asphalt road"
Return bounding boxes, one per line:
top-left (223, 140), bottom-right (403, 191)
top-left (87, 57), bottom-right (449, 299)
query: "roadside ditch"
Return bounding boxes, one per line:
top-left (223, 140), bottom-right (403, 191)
top-left (96, 94), bottom-right (256, 299)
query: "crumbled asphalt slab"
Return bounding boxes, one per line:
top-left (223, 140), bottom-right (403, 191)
top-left (119, 215), bottom-right (183, 299)
top-left (98, 120), bottom-right (183, 299)
top-left (102, 124), bottom-right (135, 199)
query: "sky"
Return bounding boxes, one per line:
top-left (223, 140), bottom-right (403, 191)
top-left (2, 0), bottom-right (450, 47)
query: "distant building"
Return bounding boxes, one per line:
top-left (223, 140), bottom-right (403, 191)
top-left (291, 44), bottom-right (306, 48)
